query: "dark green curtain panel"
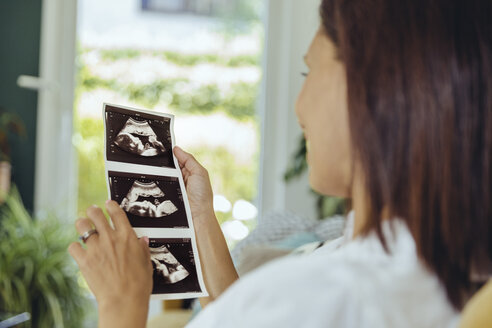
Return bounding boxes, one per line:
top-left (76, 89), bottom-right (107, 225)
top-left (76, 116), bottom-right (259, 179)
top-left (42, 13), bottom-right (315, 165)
top-left (0, 0), bottom-right (42, 211)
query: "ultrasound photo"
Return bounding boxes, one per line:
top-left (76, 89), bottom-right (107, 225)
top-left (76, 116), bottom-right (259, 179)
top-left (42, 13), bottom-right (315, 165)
top-left (105, 105), bottom-right (175, 168)
top-left (149, 238), bottom-right (202, 295)
top-left (108, 171), bottom-right (189, 228)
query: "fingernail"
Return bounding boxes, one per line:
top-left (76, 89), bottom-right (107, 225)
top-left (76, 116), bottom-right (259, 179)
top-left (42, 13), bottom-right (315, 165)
top-left (143, 236), bottom-right (149, 245)
top-left (105, 199), bottom-right (112, 205)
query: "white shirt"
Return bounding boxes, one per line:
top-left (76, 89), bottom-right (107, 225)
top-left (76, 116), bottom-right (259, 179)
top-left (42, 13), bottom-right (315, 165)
top-left (186, 213), bottom-right (460, 328)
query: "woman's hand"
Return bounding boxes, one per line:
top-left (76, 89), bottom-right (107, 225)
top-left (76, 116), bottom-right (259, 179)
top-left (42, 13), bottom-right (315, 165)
top-left (173, 146), bottom-right (215, 227)
top-left (68, 201), bottom-right (152, 328)
top-left (173, 146), bottom-right (239, 307)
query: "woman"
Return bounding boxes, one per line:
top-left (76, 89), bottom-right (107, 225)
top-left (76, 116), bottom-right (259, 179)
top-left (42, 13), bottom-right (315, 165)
top-left (68, 0), bottom-right (492, 327)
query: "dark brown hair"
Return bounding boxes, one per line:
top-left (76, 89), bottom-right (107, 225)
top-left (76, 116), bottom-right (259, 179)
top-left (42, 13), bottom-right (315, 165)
top-left (321, 0), bottom-right (492, 309)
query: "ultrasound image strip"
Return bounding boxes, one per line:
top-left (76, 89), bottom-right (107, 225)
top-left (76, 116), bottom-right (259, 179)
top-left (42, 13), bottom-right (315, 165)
top-left (103, 103), bottom-right (208, 300)
top-left (108, 171), bottom-right (189, 229)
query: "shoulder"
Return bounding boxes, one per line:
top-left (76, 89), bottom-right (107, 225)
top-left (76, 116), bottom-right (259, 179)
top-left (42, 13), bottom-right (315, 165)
top-left (187, 221), bottom-right (460, 328)
top-left (187, 247), bottom-right (383, 328)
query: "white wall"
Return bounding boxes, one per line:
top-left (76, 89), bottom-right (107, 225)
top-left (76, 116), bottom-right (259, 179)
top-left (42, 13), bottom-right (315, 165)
top-left (258, 0), bottom-right (321, 220)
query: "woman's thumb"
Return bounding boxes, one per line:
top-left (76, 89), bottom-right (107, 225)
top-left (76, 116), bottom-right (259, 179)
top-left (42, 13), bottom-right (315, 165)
top-left (173, 146), bottom-right (204, 174)
top-left (140, 236), bottom-right (149, 248)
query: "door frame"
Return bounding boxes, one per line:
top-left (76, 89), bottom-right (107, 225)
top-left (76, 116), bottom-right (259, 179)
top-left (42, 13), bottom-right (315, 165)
top-left (33, 0), bottom-right (78, 219)
top-left (257, 0), bottom-right (320, 220)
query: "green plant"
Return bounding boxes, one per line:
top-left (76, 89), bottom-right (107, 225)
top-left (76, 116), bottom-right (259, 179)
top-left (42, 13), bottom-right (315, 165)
top-left (159, 51), bottom-right (259, 67)
top-left (78, 64), bottom-right (259, 121)
top-left (223, 82), bottom-right (259, 120)
top-left (0, 187), bottom-right (91, 327)
top-left (94, 48), bottom-right (260, 68)
top-left (99, 48), bottom-right (141, 61)
top-left (190, 146), bottom-right (258, 207)
top-left (284, 135), bottom-right (346, 219)
top-left (73, 116), bottom-right (107, 217)
top-left (0, 108), bottom-right (26, 162)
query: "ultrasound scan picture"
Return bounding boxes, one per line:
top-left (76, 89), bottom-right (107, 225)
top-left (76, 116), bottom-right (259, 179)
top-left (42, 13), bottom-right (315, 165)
top-left (150, 245), bottom-right (190, 284)
top-left (105, 105), bottom-right (175, 168)
top-left (121, 180), bottom-right (178, 218)
top-left (109, 171), bottom-right (189, 228)
top-left (149, 238), bottom-right (202, 295)
top-left (115, 118), bottom-right (166, 157)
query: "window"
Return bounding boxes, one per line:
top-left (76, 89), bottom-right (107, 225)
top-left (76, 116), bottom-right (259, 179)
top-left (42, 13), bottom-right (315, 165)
top-left (74, 0), bottom-right (265, 246)
top-left (142, 0), bottom-right (233, 16)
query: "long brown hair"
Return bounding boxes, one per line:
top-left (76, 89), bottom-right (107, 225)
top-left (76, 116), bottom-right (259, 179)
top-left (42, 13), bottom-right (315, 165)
top-left (321, 0), bottom-right (492, 309)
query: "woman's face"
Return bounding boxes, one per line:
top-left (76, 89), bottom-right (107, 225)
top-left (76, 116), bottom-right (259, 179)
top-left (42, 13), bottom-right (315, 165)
top-left (295, 28), bottom-right (352, 197)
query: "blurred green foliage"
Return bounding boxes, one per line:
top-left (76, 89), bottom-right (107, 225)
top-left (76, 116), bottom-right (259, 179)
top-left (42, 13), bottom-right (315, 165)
top-left (223, 83), bottom-right (258, 119)
top-left (160, 51), bottom-right (259, 67)
top-left (190, 145), bottom-right (258, 230)
top-left (97, 48), bottom-right (260, 67)
top-left (0, 187), bottom-right (92, 327)
top-left (190, 146), bottom-right (258, 202)
top-left (77, 64), bottom-right (117, 91)
top-left (78, 62), bottom-right (259, 121)
top-left (99, 48), bottom-right (141, 61)
top-left (73, 116), bottom-right (107, 217)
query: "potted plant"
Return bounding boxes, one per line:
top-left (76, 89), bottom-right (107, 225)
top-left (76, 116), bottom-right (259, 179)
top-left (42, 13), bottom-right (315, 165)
top-left (0, 187), bottom-right (92, 327)
top-left (0, 108), bottom-right (26, 202)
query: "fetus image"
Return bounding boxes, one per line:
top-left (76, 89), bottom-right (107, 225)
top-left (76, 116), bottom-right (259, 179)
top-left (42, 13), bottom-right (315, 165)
top-left (150, 245), bottom-right (190, 284)
top-left (105, 106), bottom-right (175, 168)
top-left (114, 117), bottom-right (166, 157)
top-left (120, 180), bottom-right (178, 218)
top-left (109, 172), bottom-right (188, 228)
top-left (148, 238), bottom-right (201, 294)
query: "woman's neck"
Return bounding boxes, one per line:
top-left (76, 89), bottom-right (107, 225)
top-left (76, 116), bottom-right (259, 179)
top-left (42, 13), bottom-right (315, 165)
top-left (351, 176), bottom-right (367, 238)
top-left (350, 171), bottom-right (390, 239)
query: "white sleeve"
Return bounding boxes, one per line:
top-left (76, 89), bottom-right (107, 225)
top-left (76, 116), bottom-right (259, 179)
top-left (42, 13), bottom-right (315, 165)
top-left (185, 254), bottom-right (372, 328)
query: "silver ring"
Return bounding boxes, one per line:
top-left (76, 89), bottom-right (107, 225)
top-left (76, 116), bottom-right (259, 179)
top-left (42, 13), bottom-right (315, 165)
top-left (79, 229), bottom-right (98, 243)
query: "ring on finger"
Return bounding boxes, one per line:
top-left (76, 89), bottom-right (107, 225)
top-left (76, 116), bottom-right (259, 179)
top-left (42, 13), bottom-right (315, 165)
top-left (79, 229), bottom-right (98, 244)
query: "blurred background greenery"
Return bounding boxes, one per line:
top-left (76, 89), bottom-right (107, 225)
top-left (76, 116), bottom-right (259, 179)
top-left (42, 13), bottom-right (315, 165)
top-left (0, 187), bottom-right (95, 328)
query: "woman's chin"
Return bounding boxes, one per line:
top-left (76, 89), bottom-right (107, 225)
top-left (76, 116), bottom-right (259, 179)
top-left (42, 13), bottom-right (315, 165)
top-left (308, 169), bottom-right (349, 197)
top-left (308, 169), bottom-right (327, 194)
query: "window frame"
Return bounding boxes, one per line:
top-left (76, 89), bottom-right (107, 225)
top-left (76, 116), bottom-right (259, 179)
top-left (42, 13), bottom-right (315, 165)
top-left (257, 0), bottom-right (320, 220)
